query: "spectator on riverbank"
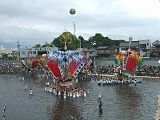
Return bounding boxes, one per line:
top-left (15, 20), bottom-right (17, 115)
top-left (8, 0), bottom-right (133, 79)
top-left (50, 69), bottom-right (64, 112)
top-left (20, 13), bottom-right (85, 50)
top-left (94, 64), bottom-right (160, 77)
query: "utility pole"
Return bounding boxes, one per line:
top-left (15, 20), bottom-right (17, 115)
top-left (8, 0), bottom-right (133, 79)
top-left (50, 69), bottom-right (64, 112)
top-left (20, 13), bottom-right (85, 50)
top-left (17, 41), bottom-right (20, 60)
top-left (73, 22), bottom-right (76, 36)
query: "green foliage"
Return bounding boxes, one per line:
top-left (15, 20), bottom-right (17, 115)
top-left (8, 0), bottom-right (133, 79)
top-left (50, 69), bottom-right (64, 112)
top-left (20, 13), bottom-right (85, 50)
top-left (67, 35), bottom-right (79, 50)
top-left (33, 44), bottom-right (41, 48)
top-left (88, 33), bottom-right (123, 48)
top-left (78, 36), bottom-right (91, 48)
top-left (51, 32), bottom-right (79, 50)
top-left (89, 33), bottom-right (104, 48)
top-left (78, 36), bottom-right (84, 48)
top-left (33, 32), bottom-right (126, 50)
top-left (51, 36), bottom-right (63, 48)
top-left (2, 53), bottom-right (11, 60)
top-left (42, 42), bottom-right (53, 47)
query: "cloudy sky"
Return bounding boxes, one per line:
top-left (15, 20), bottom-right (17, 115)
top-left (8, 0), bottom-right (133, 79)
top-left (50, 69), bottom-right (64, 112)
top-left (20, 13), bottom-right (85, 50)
top-left (0, 0), bottom-right (160, 49)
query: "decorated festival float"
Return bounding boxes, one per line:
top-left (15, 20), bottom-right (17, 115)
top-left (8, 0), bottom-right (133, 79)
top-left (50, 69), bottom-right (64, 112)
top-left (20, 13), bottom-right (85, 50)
top-left (20, 8), bottom-right (94, 98)
top-left (21, 31), bottom-right (93, 98)
top-left (98, 48), bottom-right (143, 85)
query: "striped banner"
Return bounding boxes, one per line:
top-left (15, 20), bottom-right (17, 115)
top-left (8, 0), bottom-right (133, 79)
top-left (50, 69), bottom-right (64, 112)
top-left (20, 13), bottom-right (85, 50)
top-left (73, 61), bottom-right (85, 78)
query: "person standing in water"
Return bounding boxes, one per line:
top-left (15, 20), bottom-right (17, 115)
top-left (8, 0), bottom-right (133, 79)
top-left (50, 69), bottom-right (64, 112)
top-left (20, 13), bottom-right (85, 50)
top-left (3, 103), bottom-right (6, 113)
top-left (3, 103), bottom-right (7, 120)
top-left (25, 85), bottom-right (27, 90)
top-left (99, 100), bottom-right (102, 108)
top-left (98, 92), bottom-right (101, 101)
top-left (98, 100), bottom-right (103, 117)
top-left (29, 89), bottom-right (33, 95)
top-left (3, 114), bottom-right (6, 120)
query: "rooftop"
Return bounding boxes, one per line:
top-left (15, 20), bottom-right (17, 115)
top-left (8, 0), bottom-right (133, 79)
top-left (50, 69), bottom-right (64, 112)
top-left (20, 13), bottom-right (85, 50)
top-left (120, 41), bottom-right (139, 47)
top-left (96, 45), bottom-right (119, 50)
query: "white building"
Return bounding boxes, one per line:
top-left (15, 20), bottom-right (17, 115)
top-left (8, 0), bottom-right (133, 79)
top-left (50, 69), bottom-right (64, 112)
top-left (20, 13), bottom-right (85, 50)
top-left (0, 43), bottom-right (13, 59)
top-left (139, 39), bottom-right (151, 58)
top-left (119, 40), bottom-right (151, 57)
top-left (20, 46), bottom-right (58, 59)
top-left (119, 41), bottom-right (139, 53)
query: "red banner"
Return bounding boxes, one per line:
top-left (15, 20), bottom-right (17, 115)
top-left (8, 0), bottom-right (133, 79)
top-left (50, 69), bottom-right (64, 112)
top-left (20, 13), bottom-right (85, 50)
top-left (67, 59), bottom-right (78, 77)
top-left (47, 60), bottom-right (61, 78)
top-left (32, 60), bottom-right (39, 68)
top-left (126, 56), bottom-right (138, 72)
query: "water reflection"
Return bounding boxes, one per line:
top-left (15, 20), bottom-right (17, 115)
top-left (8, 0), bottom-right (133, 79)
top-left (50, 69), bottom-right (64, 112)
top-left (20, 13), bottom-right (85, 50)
top-left (98, 107), bottom-right (103, 118)
top-left (52, 97), bottom-right (81, 120)
top-left (115, 85), bottom-right (142, 119)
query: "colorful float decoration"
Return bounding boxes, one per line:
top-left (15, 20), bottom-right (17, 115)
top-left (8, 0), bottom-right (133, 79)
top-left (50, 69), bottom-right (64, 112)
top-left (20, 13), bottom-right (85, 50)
top-left (22, 51), bottom-right (92, 88)
top-left (21, 32), bottom-right (92, 89)
top-left (47, 50), bottom-right (92, 88)
top-left (114, 49), bottom-right (143, 80)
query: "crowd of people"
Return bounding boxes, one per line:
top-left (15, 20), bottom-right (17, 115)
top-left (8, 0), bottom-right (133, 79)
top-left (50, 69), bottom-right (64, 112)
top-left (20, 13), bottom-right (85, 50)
top-left (0, 60), bottom-right (23, 74)
top-left (0, 60), bottom-right (160, 78)
top-left (45, 82), bottom-right (88, 99)
top-left (139, 64), bottom-right (160, 77)
top-left (95, 64), bottom-right (160, 77)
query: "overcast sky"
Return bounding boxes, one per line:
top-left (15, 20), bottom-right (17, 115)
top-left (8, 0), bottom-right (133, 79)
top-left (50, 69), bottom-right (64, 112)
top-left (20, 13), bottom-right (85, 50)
top-left (0, 0), bottom-right (160, 48)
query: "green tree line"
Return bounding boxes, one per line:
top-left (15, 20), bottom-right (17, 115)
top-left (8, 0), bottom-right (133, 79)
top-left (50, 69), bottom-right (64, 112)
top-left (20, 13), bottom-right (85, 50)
top-left (33, 32), bottom-right (125, 50)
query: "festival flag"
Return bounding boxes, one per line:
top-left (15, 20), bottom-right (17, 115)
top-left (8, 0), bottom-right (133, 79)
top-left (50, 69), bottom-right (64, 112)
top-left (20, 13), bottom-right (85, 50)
top-left (58, 65), bottom-right (64, 79)
top-left (73, 61), bottom-right (85, 78)
top-left (115, 52), bottom-right (125, 61)
top-left (84, 59), bottom-right (92, 69)
top-left (67, 59), bottom-right (78, 77)
top-left (47, 60), bottom-right (61, 79)
top-left (39, 55), bottom-right (46, 64)
top-left (126, 56), bottom-right (138, 71)
top-left (32, 60), bottom-right (39, 69)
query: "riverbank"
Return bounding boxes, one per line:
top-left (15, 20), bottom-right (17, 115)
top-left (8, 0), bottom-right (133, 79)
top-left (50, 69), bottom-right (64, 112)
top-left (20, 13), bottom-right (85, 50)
top-left (95, 73), bottom-right (160, 80)
top-left (0, 59), bottom-right (159, 78)
top-left (95, 57), bottom-right (160, 66)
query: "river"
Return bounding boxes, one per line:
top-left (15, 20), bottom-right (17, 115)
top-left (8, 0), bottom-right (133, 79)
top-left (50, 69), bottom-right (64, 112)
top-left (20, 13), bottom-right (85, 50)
top-left (0, 74), bottom-right (160, 120)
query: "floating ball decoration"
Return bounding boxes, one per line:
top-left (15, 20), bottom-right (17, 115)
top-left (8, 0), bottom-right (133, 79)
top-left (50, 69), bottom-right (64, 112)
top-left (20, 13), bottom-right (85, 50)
top-left (69, 8), bottom-right (76, 15)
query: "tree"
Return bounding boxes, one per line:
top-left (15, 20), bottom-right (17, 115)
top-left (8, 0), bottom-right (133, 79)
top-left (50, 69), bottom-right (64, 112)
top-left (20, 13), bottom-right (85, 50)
top-left (88, 33), bottom-right (124, 48)
top-left (114, 39), bottom-right (125, 46)
top-left (42, 42), bottom-right (53, 47)
top-left (33, 44), bottom-right (41, 48)
top-left (51, 32), bottom-right (79, 50)
top-left (51, 36), bottom-right (63, 49)
top-left (88, 33), bottom-right (106, 48)
top-left (78, 36), bottom-right (86, 48)
top-left (2, 53), bottom-right (11, 60)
